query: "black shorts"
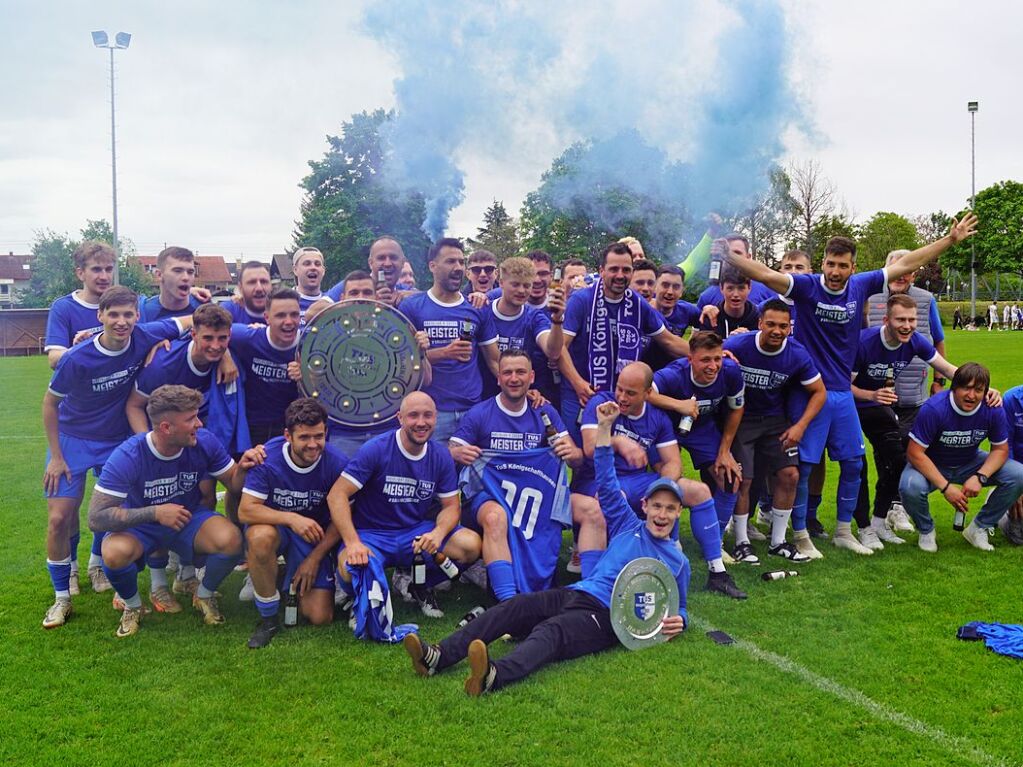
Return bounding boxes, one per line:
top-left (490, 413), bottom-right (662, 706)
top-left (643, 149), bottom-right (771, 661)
top-left (732, 415), bottom-right (800, 479)
top-left (248, 422), bottom-right (285, 448)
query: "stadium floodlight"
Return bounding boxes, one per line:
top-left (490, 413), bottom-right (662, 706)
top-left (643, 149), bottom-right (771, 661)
top-left (91, 30), bottom-right (132, 284)
top-left (968, 101), bottom-right (978, 320)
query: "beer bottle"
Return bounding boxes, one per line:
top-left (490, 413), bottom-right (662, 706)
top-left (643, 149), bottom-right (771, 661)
top-left (458, 320), bottom-right (474, 342)
top-left (678, 397), bottom-right (697, 436)
top-left (376, 269), bottom-right (387, 290)
top-left (457, 606), bottom-right (486, 628)
top-left (761, 570), bottom-right (799, 582)
top-left (883, 366), bottom-right (895, 390)
top-left (952, 509), bottom-right (966, 532)
top-left (412, 539), bottom-right (428, 586)
top-left (541, 411), bottom-right (560, 446)
top-left (433, 550), bottom-right (460, 580)
top-left (550, 266), bottom-right (563, 291)
top-left (284, 583), bottom-right (298, 627)
top-left (708, 238), bottom-right (728, 286)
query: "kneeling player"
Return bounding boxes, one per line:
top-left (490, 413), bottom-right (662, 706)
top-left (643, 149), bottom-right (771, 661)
top-left (403, 400), bottom-right (689, 696)
top-left (239, 398), bottom-right (348, 648)
top-left (329, 392), bottom-right (482, 618)
top-left (87, 385), bottom-right (250, 637)
top-left (450, 349), bottom-right (582, 601)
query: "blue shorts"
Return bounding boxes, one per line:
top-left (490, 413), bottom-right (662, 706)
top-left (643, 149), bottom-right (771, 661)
top-left (45, 433), bottom-right (122, 499)
top-left (123, 509), bottom-right (219, 565)
top-left (276, 525), bottom-right (338, 592)
top-left (572, 472), bottom-right (653, 514)
top-left (344, 521), bottom-right (463, 570)
top-left (798, 390), bottom-right (866, 463)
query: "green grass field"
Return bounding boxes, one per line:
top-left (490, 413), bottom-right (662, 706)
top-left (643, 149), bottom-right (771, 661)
top-left (2, 331), bottom-right (1022, 767)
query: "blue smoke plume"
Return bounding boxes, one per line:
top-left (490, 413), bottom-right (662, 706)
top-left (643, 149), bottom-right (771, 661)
top-left (362, 0), bottom-right (808, 244)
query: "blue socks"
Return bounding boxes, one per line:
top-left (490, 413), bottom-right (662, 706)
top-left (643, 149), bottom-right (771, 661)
top-left (69, 533), bottom-right (80, 570)
top-left (712, 488), bottom-right (737, 533)
top-left (197, 552), bottom-right (240, 599)
top-left (47, 556), bottom-right (72, 599)
top-left (689, 498), bottom-right (723, 563)
top-left (103, 562), bottom-right (140, 607)
top-left (807, 493), bottom-right (823, 526)
top-left (486, 560), bottom-right (517, 601)
top-left (254, 590), bottom-right (281, 618)
top-left (792, 462), bottom-right (813, 531)
top-left (837, 458), bottom-right (863, 524)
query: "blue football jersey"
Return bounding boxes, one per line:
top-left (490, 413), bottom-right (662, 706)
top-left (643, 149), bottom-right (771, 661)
top-left (451, 397), bottom-right (568, 451)
top-left (652, 357), bottom-right (745, 456)
top-left (44, 292), bottom-right (103, 353)
top-left (852, 327), bottom-right (937, 409)
top-left (479, 302), bottom-right (552, 398)
top-left (138, 294), bottom-right (202, 322)
top-left (341, 430), bottom-right (459, 530)
top-left (909, 392), bottom-right (1007, 469)
top-left (297, 292), bottom-right (325, 317)
top-left (242, 436), bottom-right (348, 527)
top-left (577, 391), bottom-right (677, 482)
top-left (1002, 386), bottom-right (1023, 463)
top-left (229, 324), bottom-right (300, 426)
top-left (723, 332), bottom-right (820, 417)
top-left (134, 339), bottom-right (215, 420)
top-left (224, 301), bottom-right (266, 324)
top-left (48, 319), bottom-right (183, 441)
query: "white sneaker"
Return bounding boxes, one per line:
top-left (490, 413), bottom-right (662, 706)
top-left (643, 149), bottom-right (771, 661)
top-left (746, 524), bottom-right (768, 542)
top-left (962, 521), bottom-right (995, 552)
top-left (792, 531), bottom-right (824, 560)
top-left (856, 528), bottom-right (884, 551)
top-left (873, 523), bottom-right (905, 545)
top-left (918, 530), bottom-right (937, 553)
top-left (238, 573), bottom-right (255, 602)
top-left (887, 503), bottom-right (914, 533)
top-left (833, 528), bottom-right (874, 555)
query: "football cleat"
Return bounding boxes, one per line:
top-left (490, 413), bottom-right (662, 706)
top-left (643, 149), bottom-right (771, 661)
top-left (833, 529), bottom-right (874, 555)
top-left (791, 531), bottom-right (824, 560)
top-left (172, 575), bottom-right (200, 596)
top-left (88, 565), bottom-right (113, 593)
top-left (42, 599), bottom-right (73, 629)
top-left (116, 606), bottom-right (144, 638)
top-left (705, 571), bottom-right (747, 600)
top-left (150, 586), bottom-right (183, 614)
top-left (192, 594), bottom-right (225, 625)
top-left (247, 616), bottom-right (280, 649)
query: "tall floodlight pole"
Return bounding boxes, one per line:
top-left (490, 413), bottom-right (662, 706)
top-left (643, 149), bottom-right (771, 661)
top-left (92, 31), bottom-right (132, 284)
top-left (968, 101), bottom-right (978, 320)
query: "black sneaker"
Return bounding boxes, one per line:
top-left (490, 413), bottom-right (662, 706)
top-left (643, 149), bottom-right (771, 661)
top-left (411, 585), bottom-right (444, 618)
top-left (731, 542), bottom-right (761, 565)
top-left (247, 616), bottom-right (280, 649)
top-left (807, 517), bottom-right (829, 539)
top-left (767, 541), bottom-right (811, 562)
top-left (706, 571), bottom-right (747, 600)
top-left (403, 633), bottom-right (441, 677)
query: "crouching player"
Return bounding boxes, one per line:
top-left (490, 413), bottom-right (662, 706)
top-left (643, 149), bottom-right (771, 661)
top-left (900, 363), bottom-right (1023, 552)
top-left (238, 398), bottom-right (348, 649)
top-left (87, 385), bottom-right (249, 637)
top-left (328, 392), bottom-right (482, 619)
top-left (403, 400), bottom-right (689, 696)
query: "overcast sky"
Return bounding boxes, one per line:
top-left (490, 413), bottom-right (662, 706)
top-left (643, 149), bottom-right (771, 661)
top-left (1, 0), bottom-right (1019, 259)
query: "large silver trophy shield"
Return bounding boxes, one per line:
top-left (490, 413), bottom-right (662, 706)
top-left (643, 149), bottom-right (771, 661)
top-left (297, 300), bottom-right (423, 427)
top-left (610, 557), bottom-right (679, 651)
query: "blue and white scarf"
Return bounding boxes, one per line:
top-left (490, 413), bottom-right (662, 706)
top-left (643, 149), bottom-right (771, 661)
top-left (588, 279), bottom-right (643, 392)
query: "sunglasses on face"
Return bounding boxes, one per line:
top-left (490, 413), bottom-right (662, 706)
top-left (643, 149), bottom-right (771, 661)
top-left (469, 265), bottom-right (496, 276)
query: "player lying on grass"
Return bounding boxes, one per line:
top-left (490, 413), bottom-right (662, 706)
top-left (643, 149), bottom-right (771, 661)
top-left (403, 399), bottom-right (690, 696)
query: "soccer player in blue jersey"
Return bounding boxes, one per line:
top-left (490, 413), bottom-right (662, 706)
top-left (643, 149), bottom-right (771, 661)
top-left (450, 350), bottom-right (583, 601)
top-left (722, 214), bottom-right (978, 559)
top-left (478, 257), bottom-right (564, 400)
top-left (700, 266), bottom-right (760, 338)
top-left (559, 242), bottom-right (689, 441)
top-left (696, 236), bottom-right (777, 309)
top-left (850, 294), bottom-right (963, 550)
top-left (138, 247), bottom-right (206, 322)
top-left (901, 364), bottom-right (1023, 552)
top-left (399, 239), bottom-right (501, 443)
top-left (644, 265), bottom-right (705, 373)
top-left (291, 247), bottom-right (327, 316)
top-left (320, 236), bottom-right (410, 308)
top-left (229, 286), bottom-right (303, 446)
top-left (239, 398), bottom-right (348, 648)
top-left (403, 400), bottom-right (691, 696)
top-left (225, 261), bottom-right (272, 324)
top-left (328, 392), bottom-right (482, 618)
top-left (998, 386), bottom-right (1023, 544)
top-left (647, 333), bottom-right (746, 598)
top-left (44, 241), bottom-right (114, 369)
top-left (87, 385), bottom-right (250, 637)
top-left (41, 287), bottom-right (191, 628)
top-left (723, 301), bottom-right (826, 563)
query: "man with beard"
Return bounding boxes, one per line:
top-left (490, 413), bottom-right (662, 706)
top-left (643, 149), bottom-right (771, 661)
top-left (320, 235), bottom-right (412, 309)
top-left (227, 261), bottom-right (272, 323)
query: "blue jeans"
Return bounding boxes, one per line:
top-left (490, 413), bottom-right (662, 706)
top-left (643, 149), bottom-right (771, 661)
top-left (433, 409), bottom-right (468, 444)
top-left (898, 452), bottom-right (1023, 534)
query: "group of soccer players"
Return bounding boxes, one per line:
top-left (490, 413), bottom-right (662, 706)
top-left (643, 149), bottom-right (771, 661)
top-left (39, 214), bottom-right (1023, 694)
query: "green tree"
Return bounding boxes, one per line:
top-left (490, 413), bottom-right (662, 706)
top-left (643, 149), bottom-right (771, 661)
top-left (972, 180), bottom-right (1023, 278)
top-left (518, 141), bottom-right (694, 266)
top-left (855, 211), bottom-right (920, 272)
top-left (794, 213), bottom-right (856, 268)
top-left (294, 109), bottom-right (433, 286)
top-left (731, 165), bottom-right (799, 268)
top-left (469, 200), bottom-right (520, 259)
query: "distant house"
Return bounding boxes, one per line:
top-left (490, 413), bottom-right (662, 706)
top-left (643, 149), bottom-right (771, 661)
top-left (132, 254), bottom-right (233, 293)
top-left (0, 253), bottom-right (33, 308)
top-left (270, 253), bottom-right (294, 285)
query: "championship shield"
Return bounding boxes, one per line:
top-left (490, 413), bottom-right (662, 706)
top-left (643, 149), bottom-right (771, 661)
top-left (609, 557), bottom-right (679, 651)
top-left (297, 300), bottom-right (423, 427)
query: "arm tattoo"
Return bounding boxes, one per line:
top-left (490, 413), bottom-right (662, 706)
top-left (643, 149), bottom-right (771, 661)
top-left (88, 490), bottom-right (158, 532)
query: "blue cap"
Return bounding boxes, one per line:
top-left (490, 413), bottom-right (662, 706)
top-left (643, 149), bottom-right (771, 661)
top-left (643, 477), bottom-right (685, 503)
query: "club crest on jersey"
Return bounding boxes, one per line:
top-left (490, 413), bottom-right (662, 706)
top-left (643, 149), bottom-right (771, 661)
top-left (416, 480), bottom-right (435, 500)
top-left (617, 325), bottom-right (640, 350)
top-left (179, 471), bottom-right (200, 492)
top-left (634, 592), bottom-right (656, 620)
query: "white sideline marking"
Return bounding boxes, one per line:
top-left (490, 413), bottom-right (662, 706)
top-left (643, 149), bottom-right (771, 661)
top-left (691, 617), bottom-right (1009, 767)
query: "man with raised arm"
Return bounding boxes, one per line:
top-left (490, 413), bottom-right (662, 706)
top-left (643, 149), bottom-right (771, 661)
top-left (720, 215), bottom-right (977, 559)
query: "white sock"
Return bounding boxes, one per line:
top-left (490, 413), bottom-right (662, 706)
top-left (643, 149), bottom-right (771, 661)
top-left (70, 560), bottom-right (79, 575)
top-left (770, 508), bottom-right (791, 547)
top-left (123, 592), bottom-right (143, 610)
top-left (732, 515), bottom-right (749, 545)
top-left (707, 557), bottom-right (725, 573)
top-left (150, 567), bottom-right (168, 590)
top-left (88, 554), bottom-right (103, 568)
top-left (179, 565), bottom-right (196, 580)
top-left (870, 516), bottom-right (888, 533)
top-left (835, 520), bottom-right (852, 536)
